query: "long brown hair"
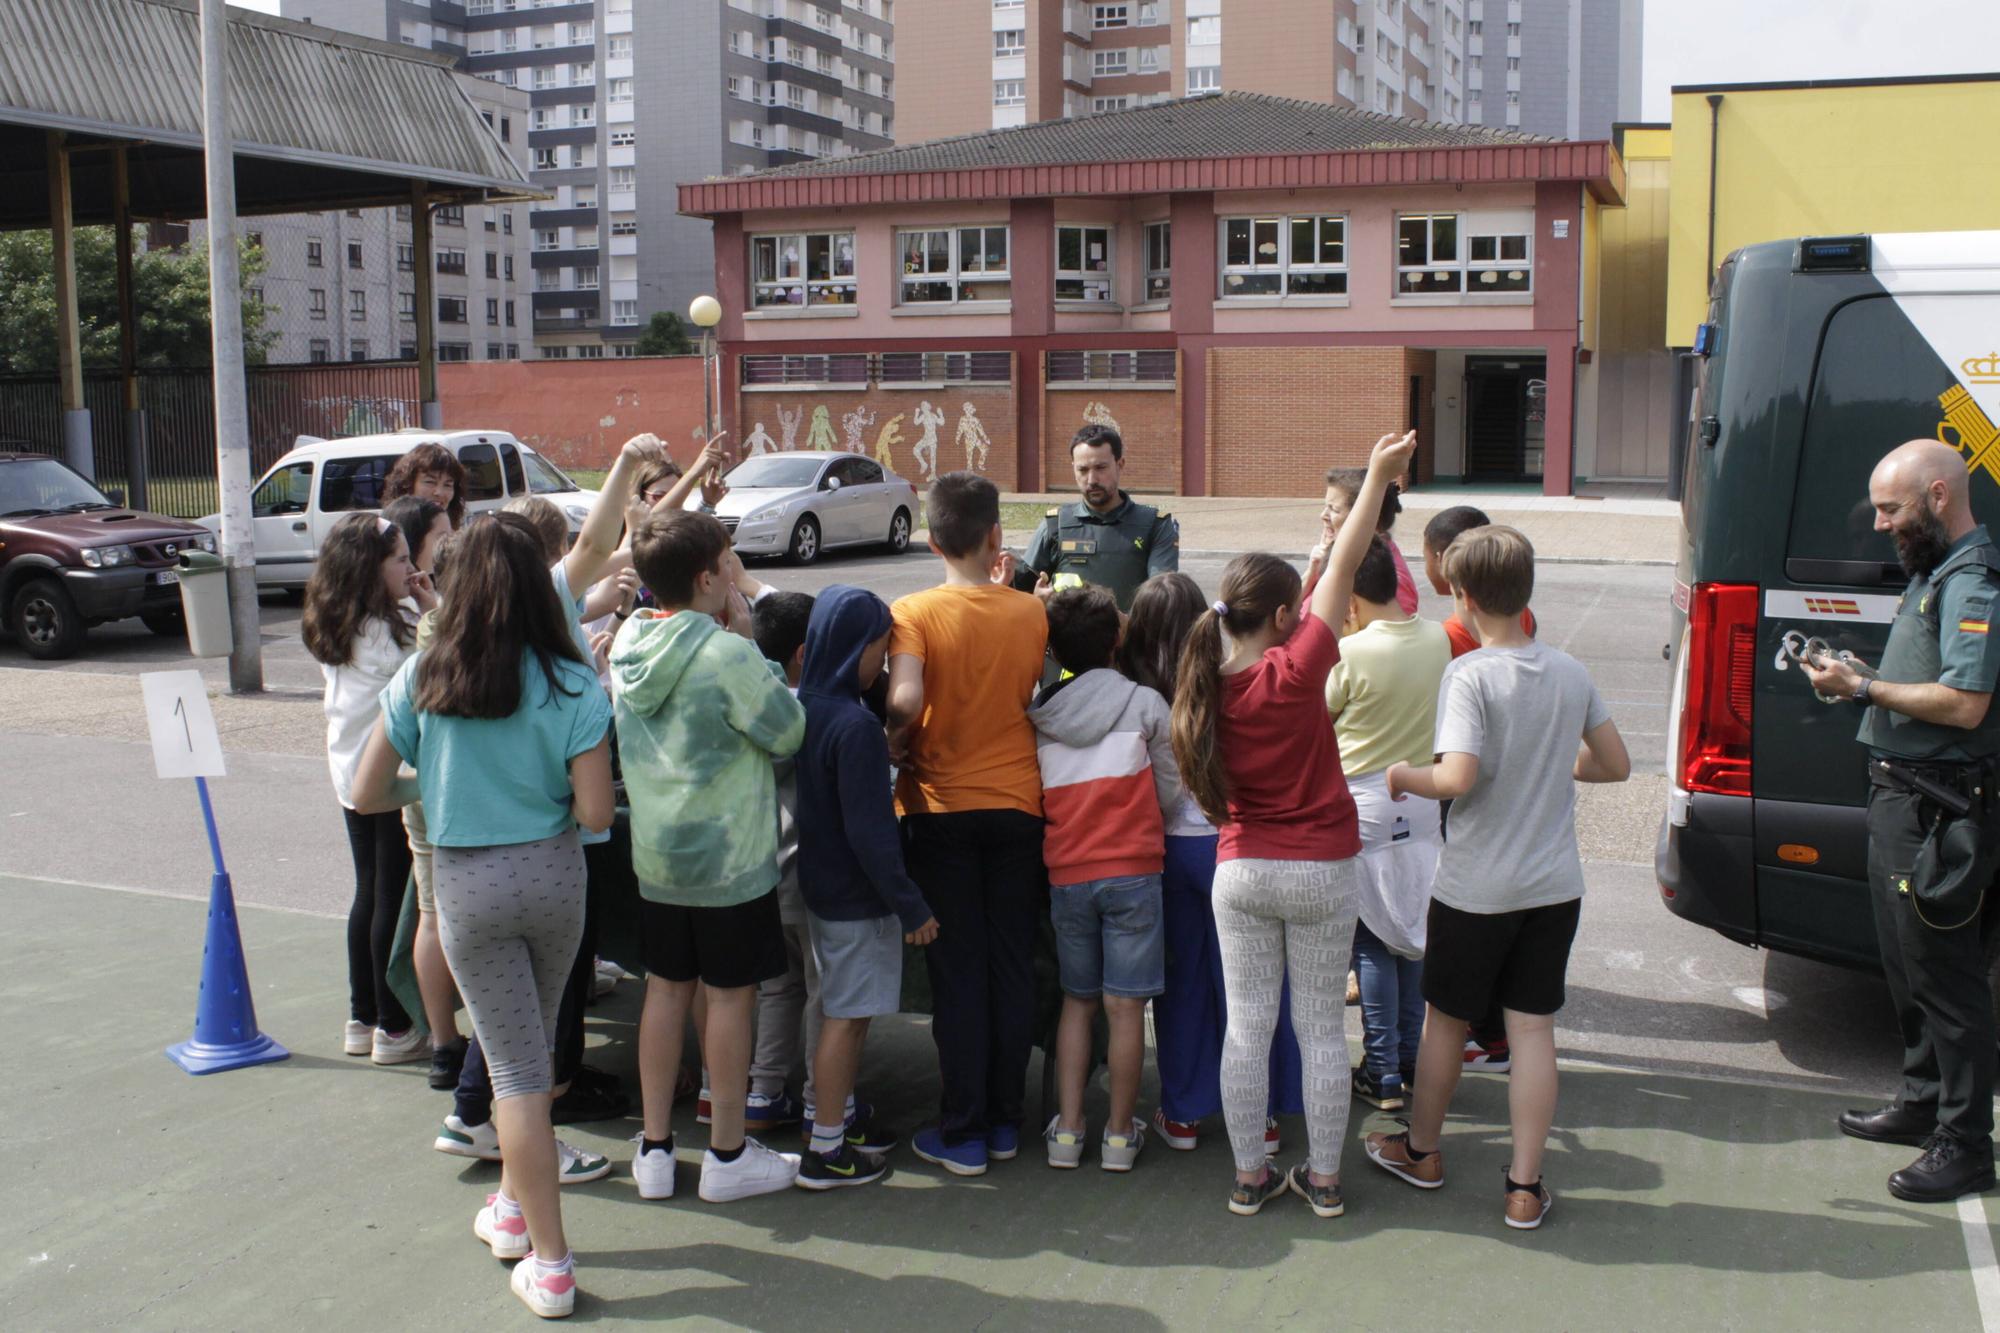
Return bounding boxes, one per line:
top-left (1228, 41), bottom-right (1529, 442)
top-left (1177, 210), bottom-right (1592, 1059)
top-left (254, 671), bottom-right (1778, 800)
top-left (1169, 553), bottom-right (1303, 825)
top-left (302, 512), bottom-right (414, 666)
top-left (1118, 571), bottom-right (1206, 700)
top-left (383, 442), bottom-right (467, 529)
top-left (413, 513), bottom-right (586, 719)
top-left (1327, 466), bottom-right (1402, 535)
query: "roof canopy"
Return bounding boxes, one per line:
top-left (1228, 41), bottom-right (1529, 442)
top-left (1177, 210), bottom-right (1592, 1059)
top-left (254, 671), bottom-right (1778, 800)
top-left (682, 91), bottom-right (1623, 215)
top-left (0, 0), bottom-right (540, 229)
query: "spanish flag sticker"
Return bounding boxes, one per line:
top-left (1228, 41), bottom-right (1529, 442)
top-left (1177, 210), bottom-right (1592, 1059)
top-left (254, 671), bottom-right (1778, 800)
top-left (1960, 620), bottom-right (1990, 635)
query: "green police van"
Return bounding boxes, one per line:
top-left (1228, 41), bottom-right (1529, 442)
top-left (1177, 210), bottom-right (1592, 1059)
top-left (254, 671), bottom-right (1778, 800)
top-left (1657, 230), bottom-right (2000, 970)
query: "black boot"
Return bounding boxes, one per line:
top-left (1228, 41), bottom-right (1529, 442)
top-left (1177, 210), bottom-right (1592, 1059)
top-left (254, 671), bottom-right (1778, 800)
top-left (427, 1037), bottom-right (468, 1092)
top-left (1839, 1103), bottom-right (1938, 1147)
top-left (1888, 1134), bottom-right (1997, 1203)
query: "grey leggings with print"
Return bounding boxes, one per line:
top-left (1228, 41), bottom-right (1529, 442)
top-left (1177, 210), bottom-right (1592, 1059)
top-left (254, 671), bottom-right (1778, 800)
top-left (1213, 856), bottom-right (1361, 1175)
top-left (433, 830), bottom-right (585, 1102)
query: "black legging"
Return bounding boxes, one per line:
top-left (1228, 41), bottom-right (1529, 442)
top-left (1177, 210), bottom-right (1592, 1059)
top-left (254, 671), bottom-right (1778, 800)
top-left (342, 806), bottom-right (414, 1033)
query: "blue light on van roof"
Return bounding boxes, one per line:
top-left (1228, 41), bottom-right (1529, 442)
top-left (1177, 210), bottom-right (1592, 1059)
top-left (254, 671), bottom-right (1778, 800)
top-left (1797, 236), bottom-right (1871, 273)
top-left (1693, 323), bottom-right (1716, 356)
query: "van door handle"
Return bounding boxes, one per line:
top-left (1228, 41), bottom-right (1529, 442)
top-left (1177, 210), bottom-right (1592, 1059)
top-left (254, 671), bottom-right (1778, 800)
top-left (292, 521), bottom-right (308, 532)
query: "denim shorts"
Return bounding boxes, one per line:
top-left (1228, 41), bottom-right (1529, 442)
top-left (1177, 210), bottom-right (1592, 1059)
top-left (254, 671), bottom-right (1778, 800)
top-left (1050, 874), bottom-right (1165, 999)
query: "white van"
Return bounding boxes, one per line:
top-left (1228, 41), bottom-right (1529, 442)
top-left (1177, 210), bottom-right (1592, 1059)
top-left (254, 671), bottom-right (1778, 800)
top-left (199, 429), bottom-right (602, 589)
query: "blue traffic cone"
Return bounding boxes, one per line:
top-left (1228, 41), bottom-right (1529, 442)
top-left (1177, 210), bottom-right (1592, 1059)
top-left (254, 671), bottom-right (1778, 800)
top-left (166, 868), bottom-right (289, 1075)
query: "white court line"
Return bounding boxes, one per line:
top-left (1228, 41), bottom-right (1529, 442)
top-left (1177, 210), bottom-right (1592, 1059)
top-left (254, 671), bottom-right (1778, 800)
top-left (1960, 1194), bottom-right (2000, 1332)
top-left (6, 870), bottom-right (343, 921)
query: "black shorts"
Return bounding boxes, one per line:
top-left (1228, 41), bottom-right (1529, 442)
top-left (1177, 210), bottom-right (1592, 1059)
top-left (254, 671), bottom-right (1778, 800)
top-left (640, 890), bottom-right (787, 990)
top-left (1420, 897), bottom-right (1581, 1021)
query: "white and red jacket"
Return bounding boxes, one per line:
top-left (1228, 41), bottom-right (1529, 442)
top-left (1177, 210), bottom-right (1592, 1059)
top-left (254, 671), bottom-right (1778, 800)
top-left (1028, 668), bottom-right (1183, 885)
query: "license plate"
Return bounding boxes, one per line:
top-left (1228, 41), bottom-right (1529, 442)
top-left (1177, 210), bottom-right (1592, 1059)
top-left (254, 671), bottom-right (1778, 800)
top-left (154, 569), bottom-right (180, 585)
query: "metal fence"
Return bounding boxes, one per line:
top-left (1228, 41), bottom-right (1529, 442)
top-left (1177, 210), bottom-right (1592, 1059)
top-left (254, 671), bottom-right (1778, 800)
top-left (0, 361), bottom-right (421, 517)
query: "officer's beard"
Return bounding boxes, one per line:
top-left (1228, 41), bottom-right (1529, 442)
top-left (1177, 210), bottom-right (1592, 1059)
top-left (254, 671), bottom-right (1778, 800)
top-left (1083, 485), bottom-right (1112, 508)
top-left (1894, 507), bottom-right (1952, 578)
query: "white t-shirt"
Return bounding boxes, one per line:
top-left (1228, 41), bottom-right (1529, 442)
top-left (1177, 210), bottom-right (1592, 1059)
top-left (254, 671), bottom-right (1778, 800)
top-left (1430, 641), bottom-right (1610, 914)
top-left (322, 615), bottom-right (414, 809)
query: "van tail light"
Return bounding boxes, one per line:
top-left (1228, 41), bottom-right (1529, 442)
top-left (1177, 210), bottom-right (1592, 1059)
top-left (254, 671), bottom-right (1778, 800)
top-left (1677, 582), bottom-right (1757, 796)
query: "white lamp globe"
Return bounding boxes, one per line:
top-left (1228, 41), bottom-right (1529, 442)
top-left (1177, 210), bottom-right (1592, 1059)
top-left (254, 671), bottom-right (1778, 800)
top-left (688, 294), bottom-right (722, 327)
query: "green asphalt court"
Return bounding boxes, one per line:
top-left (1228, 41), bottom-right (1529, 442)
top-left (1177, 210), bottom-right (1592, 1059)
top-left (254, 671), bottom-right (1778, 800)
top-left (7, 872), bottom-right (2000, 1331)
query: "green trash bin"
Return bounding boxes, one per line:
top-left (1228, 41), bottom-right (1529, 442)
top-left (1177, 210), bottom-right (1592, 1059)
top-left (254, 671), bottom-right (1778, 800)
top-left (175, 549), bottom-right (233, 658)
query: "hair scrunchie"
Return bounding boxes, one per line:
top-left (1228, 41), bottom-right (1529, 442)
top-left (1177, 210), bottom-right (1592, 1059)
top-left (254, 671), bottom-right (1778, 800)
top-left (1211, 600), bottom-right (1229, 617)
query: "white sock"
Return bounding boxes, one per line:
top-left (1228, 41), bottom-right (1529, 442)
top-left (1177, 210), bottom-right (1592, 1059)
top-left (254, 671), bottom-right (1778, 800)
top-left (810, 1122), bottom-right (845, 1155)
top-left (493, 1191), bottom-right (523, 1219)
top-left (534, 1251), bottom-right (573, 1276)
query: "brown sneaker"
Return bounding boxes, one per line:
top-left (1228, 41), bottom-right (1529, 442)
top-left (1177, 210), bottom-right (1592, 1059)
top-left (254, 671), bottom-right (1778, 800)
top-left (1364, 1131), bottom-right (1444, 1189)
top-left (1504, 1177), bottom-right (1553, 1230)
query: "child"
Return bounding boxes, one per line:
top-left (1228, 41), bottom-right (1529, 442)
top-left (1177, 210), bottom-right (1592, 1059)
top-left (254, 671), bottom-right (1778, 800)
top-left (1172, 429), bottom-right (1415, 1220)
top-left (350, 515), bottom-right (615, 1319)
top-left (794, 586), bottom-right (940, 1188)
top-left (302, 512), bottom-right (426, 1066)
top-left (1120, 574), bottom-right (1305, 1158)
top-left (1031, 585), bottom-right (1181, 1172)
top-left (885, 472), bottom-right (1049, 1178)
top-left (617, 509), bottom-right (807, 1204)
top-left (1420, 504), bottom-right (1540, 1075)
top-left (1325, 536), bottom-right (1450, 1112)
top-left (1323, 467), bottom-right (1419, 614)
top-left (1370, 526), bottom-right (1629, 1231)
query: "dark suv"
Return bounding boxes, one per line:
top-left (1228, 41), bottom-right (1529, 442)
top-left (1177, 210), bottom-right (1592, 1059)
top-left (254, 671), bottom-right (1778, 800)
top-left (0, 451), bottom-right (217, 660)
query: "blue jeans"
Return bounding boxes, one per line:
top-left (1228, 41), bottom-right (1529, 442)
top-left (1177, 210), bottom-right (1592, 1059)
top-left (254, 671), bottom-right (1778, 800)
top-left (1353, 919), bottom-right (1423, 1080)
top-left (1050, 874), bottom-right (1165, 999)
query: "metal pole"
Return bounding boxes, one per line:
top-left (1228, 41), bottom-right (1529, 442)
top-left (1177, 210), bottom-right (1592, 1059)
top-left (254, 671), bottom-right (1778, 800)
top-left (46, 131), bottom-right (92, 480)
top-left (201, 0), bottom-right (262, 693)
top-left (113, 146), bottom-right (148, 511)
top-left (412, 186), bottom-right (441, 429)
top-left (702, 328), bottom-right (715, 441)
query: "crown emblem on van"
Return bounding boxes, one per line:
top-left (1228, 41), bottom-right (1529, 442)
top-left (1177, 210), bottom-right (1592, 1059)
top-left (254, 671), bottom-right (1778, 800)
top-left (1964, 352), bottom-right (2000, 384)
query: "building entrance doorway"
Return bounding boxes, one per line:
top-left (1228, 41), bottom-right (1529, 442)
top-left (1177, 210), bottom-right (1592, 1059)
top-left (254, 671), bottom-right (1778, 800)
top-left (1463, 356), bottom-right (1547, 482)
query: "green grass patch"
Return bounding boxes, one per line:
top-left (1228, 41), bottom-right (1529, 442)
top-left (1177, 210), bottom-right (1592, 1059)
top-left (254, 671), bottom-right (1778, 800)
top-left (566, 468), bottom-right (608, 492)
top-left (1000, 501), bottom-right (1051, 532)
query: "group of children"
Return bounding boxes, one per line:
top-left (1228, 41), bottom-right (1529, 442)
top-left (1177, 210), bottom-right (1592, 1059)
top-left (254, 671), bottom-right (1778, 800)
top-left (303, 421), bottom-right (1627, 1319)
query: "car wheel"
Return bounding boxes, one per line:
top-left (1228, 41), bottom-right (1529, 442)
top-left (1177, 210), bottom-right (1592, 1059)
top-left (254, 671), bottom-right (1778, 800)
top-left (141, 607), bottom-right (185, 638)
top-left (11, 577), bottom-right (85, 660)
top-left (787, 514), bottom-right (821, 566)
top-left (886, 507), bottom-right (912, 555)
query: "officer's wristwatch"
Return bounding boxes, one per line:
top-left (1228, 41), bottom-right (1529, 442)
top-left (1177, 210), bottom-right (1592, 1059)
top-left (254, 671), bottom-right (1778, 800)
top-left (1853, 677), bottom-right (1873, 705)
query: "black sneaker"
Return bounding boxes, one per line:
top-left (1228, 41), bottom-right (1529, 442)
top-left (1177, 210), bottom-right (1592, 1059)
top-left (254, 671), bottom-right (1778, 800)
top-left (1352, 1065), bottom-right (1406, 1111)
top-left (1228, 1166), bottom-right (1289, 1216)
top-left (1888, 1133), bottom-right (1997, 1203)
top-left (797, 1145), bottom-right (889, 1191)
top-left (553, 1066), bottom-right (631, 1124)
top-left (427, 1038), bottom-right (467, 1091)
top-left (1287, 1163), bottom-right (1345, 1218)
top-left (843, 1116), bottom-right (900, 1153)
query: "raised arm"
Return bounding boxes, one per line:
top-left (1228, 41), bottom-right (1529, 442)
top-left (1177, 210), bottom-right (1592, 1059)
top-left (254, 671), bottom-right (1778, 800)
top-left (649, 434), bottom-right (731, 517)
top-left (1310, 431), bottom-right (1415, 630)
top-left (563, 433), bottom-right (662, 592)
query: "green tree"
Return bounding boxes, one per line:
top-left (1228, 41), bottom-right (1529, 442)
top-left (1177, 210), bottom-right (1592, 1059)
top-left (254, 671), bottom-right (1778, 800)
top-left (0, 227), bottom-right (272, 373)
top-left (634, 310), bottom-right (695, 356)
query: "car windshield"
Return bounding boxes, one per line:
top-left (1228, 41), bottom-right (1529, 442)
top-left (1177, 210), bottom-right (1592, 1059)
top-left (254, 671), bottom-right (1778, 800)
top-left (725, 456), bottom-right (823, 489)
top-left (522, 450), bottom-right (579, 494)
top-left (0, 456), bottom-right (112, 517)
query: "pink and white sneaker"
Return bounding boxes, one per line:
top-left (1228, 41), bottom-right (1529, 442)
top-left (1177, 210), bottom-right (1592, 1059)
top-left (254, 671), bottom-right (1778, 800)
top-left (473, 1194), bottom-right (530, 1261)
top-left (511, 1251), bottom-right (578, 1319)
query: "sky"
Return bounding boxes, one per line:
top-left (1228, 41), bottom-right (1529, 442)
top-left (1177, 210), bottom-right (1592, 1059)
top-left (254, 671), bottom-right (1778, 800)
top-left (230, 0), bottom-right (2000, 126)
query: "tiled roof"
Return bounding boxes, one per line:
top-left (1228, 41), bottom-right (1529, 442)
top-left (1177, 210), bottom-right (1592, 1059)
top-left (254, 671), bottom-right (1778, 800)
top-left (740, 91), bottom-right (1558, 181)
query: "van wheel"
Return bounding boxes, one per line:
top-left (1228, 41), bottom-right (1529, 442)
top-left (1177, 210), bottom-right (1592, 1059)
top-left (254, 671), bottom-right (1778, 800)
top-left (141, 608), bottom-right (185, 638)
top-left (885, 507), bottom-right (911, 555)
top-left (787, 515), bottom-right (821, 566)
top-left (11, 577), bottom-right (85, 660)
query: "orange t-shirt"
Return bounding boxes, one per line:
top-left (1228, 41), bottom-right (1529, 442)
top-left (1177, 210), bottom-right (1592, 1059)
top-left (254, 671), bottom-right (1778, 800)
top-left (890, 583), bottom-right (1048, 817)
top-left (1443, 607), bottom-right (1539, 657)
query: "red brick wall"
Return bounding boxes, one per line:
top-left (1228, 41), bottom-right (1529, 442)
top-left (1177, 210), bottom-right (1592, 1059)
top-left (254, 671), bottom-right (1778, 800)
top-left (1042, 387), bottom-right (1182, 493)
top-left (732, 386), bottom-right (1018, 488)
top-left (438, 357), bottom-right (709, 472)
top-left (1204, 346), bottom-right (1433, 498)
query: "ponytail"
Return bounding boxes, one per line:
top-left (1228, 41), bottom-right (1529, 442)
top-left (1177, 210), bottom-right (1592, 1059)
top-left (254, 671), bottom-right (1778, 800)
top-left (1171, 610), bottom-right (1230, 824)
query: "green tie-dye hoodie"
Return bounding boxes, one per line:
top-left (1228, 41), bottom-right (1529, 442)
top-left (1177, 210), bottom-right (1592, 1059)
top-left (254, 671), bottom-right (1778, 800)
top-left (611, 608), bottom-right (806, 907)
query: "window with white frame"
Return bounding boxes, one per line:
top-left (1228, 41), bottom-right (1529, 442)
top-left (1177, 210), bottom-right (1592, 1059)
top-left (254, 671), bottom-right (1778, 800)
top-left (1399, 212), bottom-right (1535, 294)
top-left (608, 34), bottom-right (632, 59)
top-left (1220, 214), bottom-right (1348, 297)
top-left (610, 128), bottom-right (636, 147)
top-left (533, 67), bottom-right (557, 90)
top-left (608, 78), bottom-right (633, 104)
top-left (534, 229), bottom-right (560, 252)
top-left (1093, 3), bottom-right (1128, 27)
top-left (574, 103), bottom-right (595, 126)
top-left (1187, 15), bottom-right (1220, 42)
top-left (1187, 65), bottom-right (1220, 93)
top-left (349, 290), bottom-right (367, 320)
top-left (1138, 45), bottom-right (1162, 73)
top-left (532, 147), bottom-right (558, 170)
top-left (609, 166), bottom-right (636, 191)
top-left (751, 230), bottom-right (858, 308)
top-left (611, 218), bottom-right (638, 236)
top-left (994, 79), bottom-right (1024, 106)
top-left (1145, 220), bottom-right (1171, 302)
top-left (994, 29), bottom-right (1025, 56)
top-left (787, 84), bottom-right (807, 110)
top-left (612, 299), bottom-right (638, 324)
top-left (994, 0), bottom-right (1024, 7)
top-left (398, 291), bottom-right (416, 320)
top-left (575, 266), bottom-right (599, 290)
top-left (1091, 96), bottom-right (1128, 113)
top-left (898, 226), bottom-right (1010, 304)
top-left (1056, 225), bottom-right (1113, 302)
top-left (1093, 48), bottom-right (1128, 76)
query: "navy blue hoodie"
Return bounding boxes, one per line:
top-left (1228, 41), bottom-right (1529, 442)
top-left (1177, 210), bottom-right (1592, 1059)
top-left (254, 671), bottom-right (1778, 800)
top-left (796, 585), bottom-right (932, 930)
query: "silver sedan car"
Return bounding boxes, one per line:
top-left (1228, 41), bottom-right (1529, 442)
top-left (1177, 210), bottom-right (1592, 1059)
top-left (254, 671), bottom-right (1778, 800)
top-left (711, 451), bottom-right (920, 565)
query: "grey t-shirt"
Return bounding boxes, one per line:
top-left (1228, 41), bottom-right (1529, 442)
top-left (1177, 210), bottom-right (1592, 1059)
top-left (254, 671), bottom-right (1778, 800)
top-left (1431, 641), bottom-right (1610, 914)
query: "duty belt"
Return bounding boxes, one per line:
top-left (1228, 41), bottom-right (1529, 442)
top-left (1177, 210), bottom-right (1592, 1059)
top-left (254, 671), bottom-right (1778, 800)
top-left (1871, 757), bottom-right (1991, 818)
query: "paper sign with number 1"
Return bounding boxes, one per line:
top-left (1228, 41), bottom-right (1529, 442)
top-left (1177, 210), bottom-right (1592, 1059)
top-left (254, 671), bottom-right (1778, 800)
top-left (140, 670), bottom-right (227, 780)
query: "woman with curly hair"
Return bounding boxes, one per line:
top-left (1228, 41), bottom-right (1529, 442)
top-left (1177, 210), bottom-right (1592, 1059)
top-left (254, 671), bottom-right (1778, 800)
top-left (383, 441), bottom-right (467, 530)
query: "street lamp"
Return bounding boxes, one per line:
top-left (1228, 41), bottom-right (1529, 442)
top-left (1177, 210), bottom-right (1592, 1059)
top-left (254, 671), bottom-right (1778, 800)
top-left (689, 294), bottom-right (721, 451)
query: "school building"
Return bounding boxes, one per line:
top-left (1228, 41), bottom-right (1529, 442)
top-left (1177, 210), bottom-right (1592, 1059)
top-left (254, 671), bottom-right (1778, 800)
top-left (676, 91), bottom-right (1626, 497)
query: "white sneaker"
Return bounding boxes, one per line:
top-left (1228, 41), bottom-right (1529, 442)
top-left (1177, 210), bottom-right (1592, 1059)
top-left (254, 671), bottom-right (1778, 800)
top-left (1101, 1116), bottom-right (1146, 1173)
top-left (511, 1252), bottom-right (578, 1319)
top-left (371, 1026), bottom-right (427, 1066)
top-left (591, 957), bottom-right (634, 999)
top-left (343, 1020), bottom-right (372, 1056)
top-left (435, 1114), bottom-right (502, 1161)
top-left (473, 1194), bottom-right (531, 1261)
top-left (1044, 1115), bottom-right (1085, 1170)
top-left (556, 1138), bottom-right (611, 1185)
top-left (632, 1134), bottom-right (677, 1200)
top-left (698, 1137), bottom-right (800, 1202)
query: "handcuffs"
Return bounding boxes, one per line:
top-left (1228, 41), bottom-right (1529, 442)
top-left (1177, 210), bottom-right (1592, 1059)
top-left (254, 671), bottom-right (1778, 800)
top-left (1775, 630), bottom-right (1880, 704)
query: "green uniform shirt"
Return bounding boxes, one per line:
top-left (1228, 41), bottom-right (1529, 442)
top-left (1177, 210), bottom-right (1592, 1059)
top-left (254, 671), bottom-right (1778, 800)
top-left (1022, 491), bottom-right (1179, 611)
top-left (1858, 525), bottom-right (2000, 763)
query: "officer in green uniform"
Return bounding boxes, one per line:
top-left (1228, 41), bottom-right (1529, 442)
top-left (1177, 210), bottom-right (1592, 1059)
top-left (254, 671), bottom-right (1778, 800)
top-left (1019, 424), bottom-right (1179, 611)
top-left (1805, 439), bottom-right (2000, 1204)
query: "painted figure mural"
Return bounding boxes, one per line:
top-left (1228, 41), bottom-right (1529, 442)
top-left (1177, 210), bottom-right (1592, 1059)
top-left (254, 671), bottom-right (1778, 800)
top-left (957, 402), bottom-right (991, 474)
top-left (841, 404), bottom-right (877, 454)
top-left (873, 414), bottom-right (906, 473)
top-left (776, 402), bottom-right (804, 450)
top-left (806, 404), bottom-right (839, 452)
top-left (1083, 400), bottom-right (1121, 435)
top-left (742, 420), bottom-right (777, 456)
top-left (911, 400), bottom-right (944, 482)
